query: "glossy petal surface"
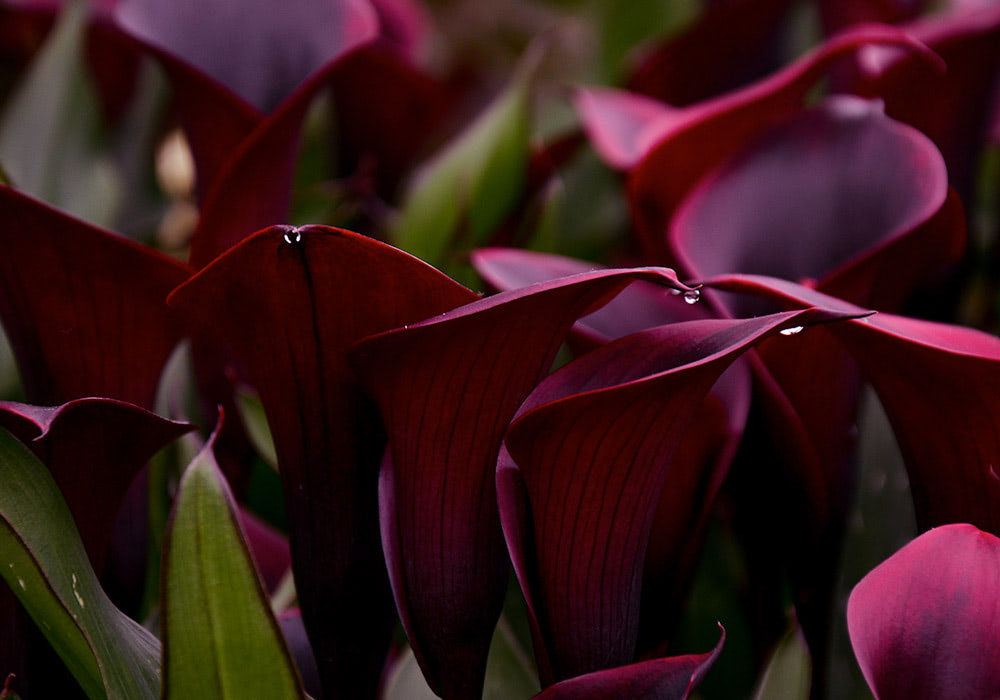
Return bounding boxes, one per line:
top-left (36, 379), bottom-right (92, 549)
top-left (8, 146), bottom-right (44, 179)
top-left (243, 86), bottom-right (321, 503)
top-left (670, 96), bottom-right (947, 307)
top-left (847, 524), bottom-right (1000, 700)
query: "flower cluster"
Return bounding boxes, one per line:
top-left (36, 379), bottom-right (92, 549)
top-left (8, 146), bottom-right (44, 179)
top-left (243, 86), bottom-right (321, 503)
top-left (0, 0), bottom-right (998, 698)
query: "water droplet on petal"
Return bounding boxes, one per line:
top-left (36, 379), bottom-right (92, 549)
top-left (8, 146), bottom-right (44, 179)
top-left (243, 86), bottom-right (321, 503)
top-left (780, 325), bottom-right (804, 336)
top-left (682, 289), bottom-right (701, 305)
top-left (669, 288), bottom-right (682, 296)
top-left (282, 228), bottom-right (302, 245)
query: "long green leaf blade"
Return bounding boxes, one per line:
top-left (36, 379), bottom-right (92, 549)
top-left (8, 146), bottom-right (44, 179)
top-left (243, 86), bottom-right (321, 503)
top-left (0, 428), bottom-right (160, 699)
top-left (161, 432), bottom-right (305, 699)
top-left (393, 46), bottom-right (539, 268)
top-left (0, 0), bottom-right (120, 225)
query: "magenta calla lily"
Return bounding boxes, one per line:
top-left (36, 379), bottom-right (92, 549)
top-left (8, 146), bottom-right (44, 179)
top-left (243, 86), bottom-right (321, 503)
top-left (847, 524), bottom-right (1000, 699)
top-left (348, 266), bottom-right (693, 698)
top-left (167, 224), bottom-right (476, 698)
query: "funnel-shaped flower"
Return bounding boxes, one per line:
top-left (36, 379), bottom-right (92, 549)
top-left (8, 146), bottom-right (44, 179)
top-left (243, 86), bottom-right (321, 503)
top-left (114, 0), bottom-right (444, 265)
top-left (472, 248), bottom-right (751, 649)
top-left (847, 524), bottom-right (1000, 699)
top-left (0, 185), bottom-right (190, 408)
top-left (703, 273), bottom-right (1000, 535)
top-left (574, 24), bottom-right (941, 257)
top-left (499, 307), bottom-right (864, 685)
top-left (349, 265), bottom-right (693, 698)
top-left (168, 224), bottom-right (476, 698)
top-left (843, 2), bottom-right (1000, 199)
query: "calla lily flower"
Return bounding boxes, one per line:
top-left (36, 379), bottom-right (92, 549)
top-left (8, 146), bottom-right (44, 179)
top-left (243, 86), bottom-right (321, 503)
top-left (348, 265), bottom-right (694, 698)
top-left (847, 523), bottom-right (1000, 699)
top-left (842, 1), bottom-right (1000, 200)
top-left (472, 248), bottom-right (751, 652)
top-left (701, 273), bottom-right (1000, 535)
top-left (498, 305), bottom-right (866, 685)
top-left (168, 224), bottom-right (476, 698)
top-left (0, 185), bottom-right (190, 408)
top-left (114, 0), bottom-right (446, 264)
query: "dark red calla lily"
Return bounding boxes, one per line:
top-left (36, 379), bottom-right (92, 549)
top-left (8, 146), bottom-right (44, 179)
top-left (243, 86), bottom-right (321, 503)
top-left (167, 224), bottom-right (477, 698)
top-left (573, 88), bottom-right (677, 171)
top-left (843, 2), bottom-right (1000, 199)
top-left (703, 273), bottom-right (1000, 536)
top-left (0, 185), bottom-right (190, 408)
top-left (498, 307), bottom-right (865, 685)
top-left (115, 0), bottom-right (376, 113)
top-left (348, 265), bottom-right (693, 698)
top-left (624, 24), bottom-right (942, 261)
top-left (113, 0), bottom-right (377, 261)
top-left (847, 524), bottom-right (1000, 700)
top-left (534, 625), bottom-right (725, 700)
top-left (668, 95), bottom-right (956, 313)
top-left (471, 248), bottom-right (751, 650)
top-left (654, 90), bottom-right (963, 683)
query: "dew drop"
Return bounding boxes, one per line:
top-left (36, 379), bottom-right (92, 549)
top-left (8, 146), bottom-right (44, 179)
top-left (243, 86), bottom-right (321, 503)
top-left (669, 288), bottom-right (682, 296)
top-left (682, 289), bottom-right (701, 305)
top-left (780, 326), bottom-right (804, 336)
top-left (282, 228), bottom-right (302, 245)
top-left (17, 578), bottom-right (25, 590)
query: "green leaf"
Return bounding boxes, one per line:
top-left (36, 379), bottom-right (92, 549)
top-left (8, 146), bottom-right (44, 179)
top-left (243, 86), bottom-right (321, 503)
top-left (161, 432), bottom-right (305, 700)
top-left (0, 428), bottom-right (161, 700)
top-left (0, 0), bottom-right (121, 226)
top-left (393, 45), bottom-right (539, 268)
top-left (752, 615), bottom-right (811, 700)
top-left (235, 388), bottom-right (279, 471)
